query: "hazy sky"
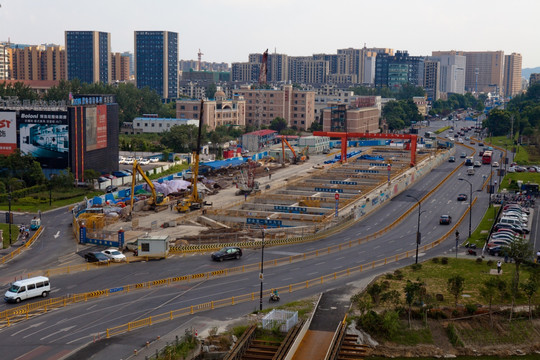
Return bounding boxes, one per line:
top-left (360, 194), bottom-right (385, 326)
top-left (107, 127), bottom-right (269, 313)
top-left (1, 0), bottom-right (538, 68)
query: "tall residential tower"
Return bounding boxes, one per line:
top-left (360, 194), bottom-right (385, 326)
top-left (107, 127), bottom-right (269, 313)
top-left (134, 31), bottom-right (178, 99)
top-left (65, 31), bottom-right (111, 84)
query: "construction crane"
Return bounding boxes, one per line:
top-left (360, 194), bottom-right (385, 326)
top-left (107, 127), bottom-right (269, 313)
top-left (128, 159), bottom-right (169, 220)
top-left (197, 49), bottom-right (204, 71)
top-left (175, 99), bottom-right (209, 212)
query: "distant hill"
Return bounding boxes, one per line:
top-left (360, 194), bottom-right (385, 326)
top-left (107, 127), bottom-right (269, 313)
top-left (522, 67), bottom-right (540, 79)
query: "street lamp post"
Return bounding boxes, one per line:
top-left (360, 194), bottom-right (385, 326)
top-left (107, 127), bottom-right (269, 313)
top-left (406, 194), bottom-right (422, 264)
top-left (458, 178), bottom-right (473, 239)
top-left (259, 226), bottom-right (265, 311)
top-left (7, 188), bottom-right (12, 245)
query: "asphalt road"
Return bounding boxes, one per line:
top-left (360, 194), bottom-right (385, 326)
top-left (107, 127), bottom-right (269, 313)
top-left (1, 120), bottom-right (533, 360)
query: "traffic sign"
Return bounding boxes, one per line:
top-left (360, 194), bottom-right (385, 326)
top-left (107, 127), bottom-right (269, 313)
top-left (335, 192), bottom-right (340, 200)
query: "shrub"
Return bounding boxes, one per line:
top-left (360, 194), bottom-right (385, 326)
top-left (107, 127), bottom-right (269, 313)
top-left (441, 257), bottom-right (448, 265)
top-left (411, 263), bottom-right (422, 271)
top-left (452, 309), bottom-right (460, 317)
top-left (393, 270), bottom-right (404, 280)
top-left (487, 260), bottom-right (494, 266)
top-left (476, 257), bottom-right (483, 264)
top-left (385, 273), bottom-right (394, 280)
top-left (429, 310), bottom-right (447, 320)
top-left (431, 257), bottom-right (439, 263)
top-left (231, 325), bottom-right (249, 338)
top-left (446, 324), bottom-right (464, 347)
top-left (381, 280), bottom-right (390, 291)
top-left (465, 304), bottom-right (477, 315)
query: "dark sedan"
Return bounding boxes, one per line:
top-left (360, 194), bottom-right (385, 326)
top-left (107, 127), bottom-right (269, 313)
top-left (439, 215), bottom-right (452, 225)
top-left (211, 247), bottom-right (242, 261)
top-left (457, 194), bottom-right (468, 201)
top-left (84, 252), bottom-right (110, 264)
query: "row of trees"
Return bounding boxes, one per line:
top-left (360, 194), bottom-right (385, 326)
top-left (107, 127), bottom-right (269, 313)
top-left (382, 99), bottom-right (423, 130)
top-left (430, 93), bottom-right (486, 116)
top-left (349, 83), bottom-right (426, 100)
top-left (486, 83), bottom-right (540, 141)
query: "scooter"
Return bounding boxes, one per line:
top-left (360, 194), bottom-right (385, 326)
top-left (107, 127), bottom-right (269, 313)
top-left (269, 293), bottom-right (280, 303)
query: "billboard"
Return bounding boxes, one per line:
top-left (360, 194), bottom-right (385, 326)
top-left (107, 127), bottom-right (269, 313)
top-left (85, 105), bottom-right (107, 151)
top-left (19, 110), bottom-right (69, 169)
top-left (0, 111), bottom-right (17, 155)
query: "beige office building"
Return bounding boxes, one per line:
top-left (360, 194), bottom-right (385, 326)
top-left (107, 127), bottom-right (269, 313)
top-left (235, 84), bottom-right (315, 130)
top-left (0, 43), bottom-right (11, 80)
top-left (322, 103), bottom-right (380, 133)
top-left (111, 52), bottom-right (130, 82)
top-left (11, 45), bottom-right (66, 81)
top-left (530, 73), bottom-right (540, 86)
top-left (503, 53), bottom-right (522, 97)
top-left (176, 90), bottom-right (246, 131)
top-left (433, 50), bottom-right (504, 94)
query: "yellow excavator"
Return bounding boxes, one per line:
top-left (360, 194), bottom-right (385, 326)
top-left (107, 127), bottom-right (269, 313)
top-left (175, 99), bottom-right (208, 213)
top-left (128, 159), bottom-right (169, 219)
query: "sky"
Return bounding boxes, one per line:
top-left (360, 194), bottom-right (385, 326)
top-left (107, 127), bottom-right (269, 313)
top-left (1, 0), bottom-right (539, 68)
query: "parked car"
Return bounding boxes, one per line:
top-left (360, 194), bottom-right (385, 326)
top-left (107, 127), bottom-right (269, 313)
top-left (493, 223), bottom-right (525, 234)
top-left (488, 245), bottom-right (509, 257)
top-left (84, 252), bottom-right (110, 264)
top-left (98, 176), bottom-right (108, 183)
top-left (211, 247), bottom-right (242, 261)
top-left (112, 171), bottom-right (130, 178)
top-left (439, 215), bottom-right (452, 225)
top-left (101, 248), bottom-right (126, 262)
top-left (150, 157), bottom-right (160, 163)
top-left (448, 156), bottom-right (456, 162)
top-left (139, 159), bottom-right (150, 165)
top-left (105, 185), bottom-right (118, 193)
top-left (457, 194), bottom-right (468, 201)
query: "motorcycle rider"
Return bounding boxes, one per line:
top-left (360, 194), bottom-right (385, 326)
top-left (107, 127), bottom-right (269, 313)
top-left (271, 288), bottom-right (279, 300)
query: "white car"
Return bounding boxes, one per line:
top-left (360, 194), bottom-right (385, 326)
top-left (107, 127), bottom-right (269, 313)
top-left (140, 159), bottom-right (150, 165)
top-left (150, 157), bottom-right (159, 163)
top-left (101, 248), bottom-right (126, 262)
top-left (492, 162), bottom-right (499, 167)
top-left (125, 158), bottom-right (134, 165)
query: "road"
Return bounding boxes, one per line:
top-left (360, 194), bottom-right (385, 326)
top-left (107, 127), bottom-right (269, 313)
top-left (1, 120), bottom-right (533, 360)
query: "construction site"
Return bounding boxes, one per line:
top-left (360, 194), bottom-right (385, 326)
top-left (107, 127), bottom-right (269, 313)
top-left (75, 132), bottom-right (444, 249)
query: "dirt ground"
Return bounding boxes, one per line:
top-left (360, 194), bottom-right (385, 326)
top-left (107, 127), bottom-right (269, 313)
top-left (105, 156), bottom-right (325, 244)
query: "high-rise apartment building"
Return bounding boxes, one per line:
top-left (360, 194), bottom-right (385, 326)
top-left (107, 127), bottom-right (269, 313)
top-left (111, 52), bottom-right (130, 82)
top-left (0, 43), bottom-right (10, 80)
top-left (375, 51), bottom-right (424, 88)
top-left (530, 73), bottom-right (540, 87)
top-left (234, 84), bottom-right (315, 130)
top-left (423, 60), bottom-right (440, 101)
top-left (11, 45), bottom-right (66, 81)
top-left (231, 62), bottom-right (260, 83)
top-left (288, 56), bottom-right (328, 84)
top-left (430, 52), bottom-right (466, 95)
top-left (435, 50), bottom-right (505, 94)
top-left (337, 47), bottom-right (393, 84)
top-left (503, 53), bottom-right (522, 97)
top-left (65, 31), bottom-right (111, 84)
top-left (134, 31), bottom-right (178, 99)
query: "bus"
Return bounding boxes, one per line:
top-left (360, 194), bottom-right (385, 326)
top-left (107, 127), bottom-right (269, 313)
top-left (482, 150), bottom-right (493, 164)
top-left (424, 131), bottom-right (436, 140)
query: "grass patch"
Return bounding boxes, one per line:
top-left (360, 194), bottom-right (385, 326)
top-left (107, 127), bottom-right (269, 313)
top-left (0, 223), bottom-right (20, 249)
top-left (466, 205), bottom-right (498, 248)
top-left (0, 188), bottom-right (103, 212)
top-left (254, 298), bottom-right (315, 319)
top-left (390, 326), bottom-right (433, 345)
top-left (455, 318), bottom-right (537, 345)
top-left (357, 259), bottom-right (539, 309)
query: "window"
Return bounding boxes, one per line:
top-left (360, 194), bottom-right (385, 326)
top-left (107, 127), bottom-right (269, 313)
top-left (141, 243), bottom-right (150, 252)
top-left (159, 124), bottom-right (162, 127)
top-left (180, 105), bottom-right (185, 110)
top-left (36, 282), bottom-right (43, 288)
top-left (28, 284), bottom-right (35, 290)
top-left (193, 106), bottom-right (198, 110)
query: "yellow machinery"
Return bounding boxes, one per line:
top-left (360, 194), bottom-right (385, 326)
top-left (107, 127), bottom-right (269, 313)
top-left (128, 159), bottom-right (169, 219)
top-left (175, 100), bottom-right (207, 213)
top-left (281, 138), bottom-right (298, 164)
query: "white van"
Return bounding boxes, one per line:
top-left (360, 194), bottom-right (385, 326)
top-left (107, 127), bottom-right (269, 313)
top-left (4, 276), bottom-right (50, 303)
top-left (499, 217), bottom-right (526, 227)
top-left (467, 167), bottom-right (475, 175)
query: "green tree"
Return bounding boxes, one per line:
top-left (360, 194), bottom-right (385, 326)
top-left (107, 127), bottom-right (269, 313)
top-left (520, 277), bottom-right (538, 321)
top-left (49, 169), bottom-right (75, 189)
top-left (504, 237), bottom-right (534, 321)
top-left (447, 275), bottom-right (465, 308)
top-left (206, 83), bottom-right (217, 99)
top-left (484, 109), bottom-right (512, 136)
top-left (269, 117), bottom-right (288, 133)
top-left (480, 277), bottom-right (499, 326)
top-left (308, 120), bottom-right (322, 132)
top-left (404, 280), bottom-right (421, 328)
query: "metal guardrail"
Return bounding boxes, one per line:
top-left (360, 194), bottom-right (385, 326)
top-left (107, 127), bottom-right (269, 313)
top-left (104, 202), bottom-right (474, 338)
top-left (0, 226), bottom-right (43, 265)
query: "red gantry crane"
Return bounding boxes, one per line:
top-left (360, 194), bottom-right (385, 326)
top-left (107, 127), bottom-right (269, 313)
top-left (313, 131), bottom-right (418, 167)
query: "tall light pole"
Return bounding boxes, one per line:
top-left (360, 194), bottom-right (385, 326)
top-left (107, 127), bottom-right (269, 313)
top-left (7, 187), bottom-right (12, 245)
top-left (406, 194), bottom-right (422, 264)
top-left (258, 217), bottom-right (270, 311)
top-left (458, 178), bottom-right (473, 239)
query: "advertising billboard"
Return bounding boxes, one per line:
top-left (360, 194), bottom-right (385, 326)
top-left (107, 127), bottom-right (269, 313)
top-left (0, 111), bottom-right (17, 155)
top-left (85, 105), bottom-right (107, 151)
top-left (19, 110), bottom-right (69, 169)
